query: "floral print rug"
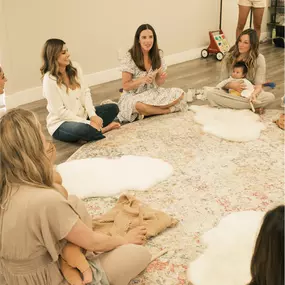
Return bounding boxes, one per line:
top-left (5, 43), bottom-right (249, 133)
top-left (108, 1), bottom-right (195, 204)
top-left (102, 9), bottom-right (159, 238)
top-left (68, 109), bottom-right (284, 285)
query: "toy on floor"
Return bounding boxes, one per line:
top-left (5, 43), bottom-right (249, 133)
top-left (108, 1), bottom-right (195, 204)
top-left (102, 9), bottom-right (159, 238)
top-left (263, 82), bottom-right (276, 88)
top-left (274, 113), bottom-right (285, 130)
top-left (201, 30), bottom-right (230, 61)
top-left (201, 0), bottom-right (230, 61)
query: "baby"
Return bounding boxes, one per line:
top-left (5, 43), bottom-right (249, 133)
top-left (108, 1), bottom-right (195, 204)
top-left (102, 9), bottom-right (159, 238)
top-left (217, 61), bottom-right (254, 98)
top-left (46, 142), bottom-right (93, 285)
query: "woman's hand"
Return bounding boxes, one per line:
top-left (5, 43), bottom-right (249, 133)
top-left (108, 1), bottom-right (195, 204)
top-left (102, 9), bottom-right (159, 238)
top-left (124, 226), bottom-right (147, 245)
top-left (155, 67), bottom-right (167, 86)
top-left (227, 80), bottom-right (246, 93)
top-left (141, 74), bottom-right (153, 85)
top-left (249, 93), bottom-right (257, 102)
top-left (249, 85), bottom-right (262, 102)
top-left (157, 67), bottom-right (167, 80)
top-left (90, 115), bottom-right (103, 131)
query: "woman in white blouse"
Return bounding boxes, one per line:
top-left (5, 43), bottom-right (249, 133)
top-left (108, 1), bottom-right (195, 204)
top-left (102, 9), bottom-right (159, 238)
top-left (0, 65), bottom-right (7, 117)
top-left (41, 39), bottom-right (120, 142)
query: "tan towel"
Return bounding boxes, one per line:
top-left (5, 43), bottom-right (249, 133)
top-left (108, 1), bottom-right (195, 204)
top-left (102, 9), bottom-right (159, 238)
top-left (92, 194), bottom-right (178, 238)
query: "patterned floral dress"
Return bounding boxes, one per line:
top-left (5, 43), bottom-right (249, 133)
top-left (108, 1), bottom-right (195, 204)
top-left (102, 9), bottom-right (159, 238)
top-left (117, 52), bottom-right (185, 122)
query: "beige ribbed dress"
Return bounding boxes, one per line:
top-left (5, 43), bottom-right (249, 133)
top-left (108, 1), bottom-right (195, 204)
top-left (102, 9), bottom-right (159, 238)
top-left (0, 185), bottom-right (103, 285)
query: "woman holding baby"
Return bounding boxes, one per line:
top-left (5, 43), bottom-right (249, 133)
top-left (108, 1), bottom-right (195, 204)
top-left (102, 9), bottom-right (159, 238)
top-left (117, 24), bottom-right (186, 123)
top-left (206, 29), bottom-right (275, 114)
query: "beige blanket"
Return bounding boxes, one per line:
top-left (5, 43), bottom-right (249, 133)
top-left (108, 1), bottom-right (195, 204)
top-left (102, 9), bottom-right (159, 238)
top-left (92, 194), bottom-right (178, 238)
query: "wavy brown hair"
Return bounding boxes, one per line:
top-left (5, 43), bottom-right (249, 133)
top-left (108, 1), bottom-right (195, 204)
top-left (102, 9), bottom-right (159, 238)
top-left (0, 109), bottom-right (54, 209)
top-left (248, 205), bottom-right (284, 285)
top-left (224, 29), bottom-right (259, 80)
top-left (129, 24), bottom-right (162, 71)
top-left (40, 38), bottom-right (80, 91)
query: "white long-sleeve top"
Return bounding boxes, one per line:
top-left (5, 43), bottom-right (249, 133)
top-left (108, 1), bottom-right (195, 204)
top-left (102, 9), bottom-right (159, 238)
top-left (0, 91), bottom-right (6, 117)
top-left (43, 62), bottom-right (96, 135)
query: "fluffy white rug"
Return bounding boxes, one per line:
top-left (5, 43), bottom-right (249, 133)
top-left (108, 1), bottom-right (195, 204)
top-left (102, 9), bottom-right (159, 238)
top-left (187, 211), bottom-right (265, 285)
top-left (189, 105), bottom-right (265, 141)
top-left (57, 155), bottom-right (173, 198)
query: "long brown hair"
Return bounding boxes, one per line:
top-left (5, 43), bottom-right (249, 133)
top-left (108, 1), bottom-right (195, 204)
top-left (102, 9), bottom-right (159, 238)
top-left (40, 38), bottom-right (80, 91)
top-left (129, 24), bottom-right (162, 71)
top-left (0, 109), bottom-right (54, 209)
top-left (224, 29), bottom-right (259, 80)
top-left (248, 205), bottom-right (284, 285)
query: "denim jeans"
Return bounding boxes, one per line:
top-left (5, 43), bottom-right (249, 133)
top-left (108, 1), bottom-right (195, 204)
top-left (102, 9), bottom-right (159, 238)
top-left (52, 103), bottom-right (119, 142)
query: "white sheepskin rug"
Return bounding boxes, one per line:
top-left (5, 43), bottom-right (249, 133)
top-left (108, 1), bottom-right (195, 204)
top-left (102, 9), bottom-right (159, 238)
top-left (187, 211), bottom-right (265, 285)
top-left (189, 105), bottom-right (265, 141)
top-left (57, 155), bottom-right (173, 198)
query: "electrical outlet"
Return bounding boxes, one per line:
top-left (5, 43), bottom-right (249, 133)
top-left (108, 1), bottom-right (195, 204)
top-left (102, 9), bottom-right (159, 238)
top-left (117, 48), bottom-right (124, 61)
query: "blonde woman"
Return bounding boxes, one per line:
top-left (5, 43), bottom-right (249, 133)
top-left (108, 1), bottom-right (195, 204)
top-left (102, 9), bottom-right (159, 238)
top-left (0, 65), bottom-right (7, 117)
top-left (205, 29), bottom-right (274, 114)
top-left (0, 109), bottom-right (151, 285)
top-left (41, 39), bottom-right (120, 143)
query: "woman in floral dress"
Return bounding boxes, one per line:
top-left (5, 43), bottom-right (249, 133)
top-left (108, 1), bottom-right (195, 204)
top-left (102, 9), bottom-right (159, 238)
top-left (118, 24), bottom-right (186, 123)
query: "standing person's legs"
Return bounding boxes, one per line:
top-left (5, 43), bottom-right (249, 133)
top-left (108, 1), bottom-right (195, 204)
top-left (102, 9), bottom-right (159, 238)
top-left (252, 7), bottom-right (265, 39)
top-left (95, 103), bottom-right (119, 127)
top-left (236, 3), bottom-right (252, 39)
top-left (53, 122), bottom-right (105, 143)
top-left (99, 244), bottom-right (151, 285)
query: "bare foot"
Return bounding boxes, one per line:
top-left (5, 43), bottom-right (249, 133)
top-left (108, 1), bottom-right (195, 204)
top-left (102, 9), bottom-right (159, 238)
top-left (82, 267), bottom-right (93, 284)
top-left (102, 122), bottom-right (121, 134)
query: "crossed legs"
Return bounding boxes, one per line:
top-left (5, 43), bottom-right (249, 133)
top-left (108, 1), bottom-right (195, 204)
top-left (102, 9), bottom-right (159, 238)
top-left (135, 92), bottom-right (184, 117)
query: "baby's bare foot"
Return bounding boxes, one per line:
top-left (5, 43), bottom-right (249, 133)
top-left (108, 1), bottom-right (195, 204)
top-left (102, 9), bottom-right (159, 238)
top-left (82, 267), bottom-right (93, 284)
top-left (102, 122), bottom-right (121, 133)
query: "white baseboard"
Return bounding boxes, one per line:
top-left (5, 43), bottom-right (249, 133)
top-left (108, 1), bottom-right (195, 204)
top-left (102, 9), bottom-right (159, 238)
top-left (260, 31), bottom-right (270, 41)
top-left (6, 46), bottom-right (205, 109)
top-left (164, 47), bottom-right (204, 66)
top-left (6, 86), bottom-right (43, 109)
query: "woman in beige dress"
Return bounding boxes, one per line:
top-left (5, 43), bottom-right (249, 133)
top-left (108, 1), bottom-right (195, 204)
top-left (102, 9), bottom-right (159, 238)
top-left (205, 29), bottom-right (274, 114)
top-left (0, 109), bottom-right (151, 285)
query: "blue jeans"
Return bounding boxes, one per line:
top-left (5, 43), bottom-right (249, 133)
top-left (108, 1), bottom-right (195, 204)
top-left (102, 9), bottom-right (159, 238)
top-left (52, 103), bottom-right (119, 142)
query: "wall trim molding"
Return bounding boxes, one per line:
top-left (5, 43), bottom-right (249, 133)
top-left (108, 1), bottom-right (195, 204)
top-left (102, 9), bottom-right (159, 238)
top-left (6, 45), bottom-right (205, 109)
top-left (260, 31), bottom-right (270, 41)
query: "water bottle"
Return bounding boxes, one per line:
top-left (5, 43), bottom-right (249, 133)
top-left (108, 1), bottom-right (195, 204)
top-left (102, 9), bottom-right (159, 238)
top-left (272, 27), bottom-right (276, 44)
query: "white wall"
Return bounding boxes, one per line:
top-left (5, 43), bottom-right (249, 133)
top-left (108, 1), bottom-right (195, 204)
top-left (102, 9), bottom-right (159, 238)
top-left (1, 0), bottom-right (269, 108)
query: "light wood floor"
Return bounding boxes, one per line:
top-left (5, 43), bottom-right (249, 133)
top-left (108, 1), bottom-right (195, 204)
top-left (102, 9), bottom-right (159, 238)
top-left (20, 43), bottom-right (284, 164)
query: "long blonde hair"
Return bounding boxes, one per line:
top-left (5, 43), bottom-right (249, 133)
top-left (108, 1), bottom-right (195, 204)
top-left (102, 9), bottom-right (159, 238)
top-left (0, 109), bottom-right (54, 209)
top-left (224, 29), bottom-right (259, 80)
top-left (40, 38), bottom-right (80, 91)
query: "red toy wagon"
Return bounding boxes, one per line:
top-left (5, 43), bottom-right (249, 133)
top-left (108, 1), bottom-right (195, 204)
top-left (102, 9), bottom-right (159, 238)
top-left (201, 0), bottom-right (230, 61)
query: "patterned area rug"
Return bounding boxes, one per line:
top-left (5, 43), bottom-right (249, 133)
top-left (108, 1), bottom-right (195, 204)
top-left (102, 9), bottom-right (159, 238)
top-left (67, 110), bottom-right (284, 285)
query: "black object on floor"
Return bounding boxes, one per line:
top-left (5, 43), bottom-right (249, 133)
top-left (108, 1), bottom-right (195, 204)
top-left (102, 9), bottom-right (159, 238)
top-left (273, 37), bottom-right (285, 48)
